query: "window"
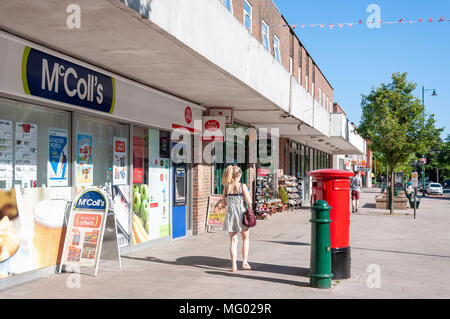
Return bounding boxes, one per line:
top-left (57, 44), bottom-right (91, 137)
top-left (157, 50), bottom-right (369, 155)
top-left (289, 57), bottom-right (293, 74)
top-left (323, 93), bottom-right (326, 107)
top-left (244, 0), bottom-right (252, 32)
top-left (298, 66), bottom-right (301, 84)
top-left (318, 88), bottom-right (322, 104)
top-left (312, 82), bottom-right (315, 99)
top-left (221, 0), bottom-right (233, 13)
top-left (326, 97), bottom-right (329, 111)
top-left (274, 35), bottom-right (281, 62)
top-left (305, 75), bottom-right (309, 92)
top-left (261, 20), bottom-right (270, 52)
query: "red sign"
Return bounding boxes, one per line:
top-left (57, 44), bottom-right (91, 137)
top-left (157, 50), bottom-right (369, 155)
top-left (74, 213), bottom-right (102, 229)
top-left (133, 136), bottom-right (144, 184)
top-left (204, 120), bottom-right (220, 131)
top-left (257, 168), bottom-right (270, 176)
top-left (160, 174), bottom-right (164, 181)
top-left (185, 106), bottom-right (192, 124)
top-left (150, 203), bottom-right (158, 208)
top-left (115, 140), bottom-right (126, 153)
top-left (420, 158), bottom-right (427, 164)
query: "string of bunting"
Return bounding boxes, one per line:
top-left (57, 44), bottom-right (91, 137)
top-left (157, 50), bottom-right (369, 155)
top-left (274, 16), bottom-right (449, 30)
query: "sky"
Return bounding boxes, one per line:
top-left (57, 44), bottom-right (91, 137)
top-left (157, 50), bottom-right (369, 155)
top-left (274, 0), bottom-right (450, 140)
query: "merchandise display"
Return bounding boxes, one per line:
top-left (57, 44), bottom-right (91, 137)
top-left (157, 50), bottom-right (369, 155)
top-left (279, 175), bottom-right (303, 209)
top-left (253, 174), bottom-right (283, 219)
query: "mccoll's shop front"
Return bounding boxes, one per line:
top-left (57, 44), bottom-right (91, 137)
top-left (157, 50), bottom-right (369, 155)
top-left (0, 31), bottom-right (202, 288)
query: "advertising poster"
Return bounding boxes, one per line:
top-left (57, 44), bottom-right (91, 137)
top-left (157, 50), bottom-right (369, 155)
top-left (76, 133), bottom-right (93, 186)
top-left (48, 129), bottom-right (69, 187)
top-left (111, 185), bottom-right (130, 248)
top-left (15, 122), bottom-right (38, 188)
top-left (0, 187), bottom-right (71, 280)
top-left (206, 195), bottom-right (226, 227)
top-left (132, 136), bottom-right (144, 184)
top-left (148, 158), bottom-right (170, 239)
top-left (60, 189), bottom-right (108, 268)
top-left (113, 137), bottom-right (127, 185)
top-left (0, 120), bottom-right (13, 186)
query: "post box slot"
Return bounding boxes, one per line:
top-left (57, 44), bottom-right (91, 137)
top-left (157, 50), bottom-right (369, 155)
top-left (333, 180), bottom-right (349, 191)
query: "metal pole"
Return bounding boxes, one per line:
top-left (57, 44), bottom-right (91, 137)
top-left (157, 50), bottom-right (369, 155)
top-left (413, 186), bottom-right (417, 219)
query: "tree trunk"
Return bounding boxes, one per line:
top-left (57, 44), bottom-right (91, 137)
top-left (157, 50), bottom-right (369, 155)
top-left (390, 168), bottom-right (395, 214)
top-left (436, 168), bottom-right (439, 184)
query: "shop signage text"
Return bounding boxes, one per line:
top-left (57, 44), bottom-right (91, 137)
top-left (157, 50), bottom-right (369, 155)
top-left (22, 46), bottom-right (116, 114)
top-left (75, 191), bottom-right (106, 210)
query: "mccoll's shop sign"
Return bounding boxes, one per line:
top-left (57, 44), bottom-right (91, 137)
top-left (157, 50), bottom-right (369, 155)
top-left (21, 46), bottom-right (115, 114)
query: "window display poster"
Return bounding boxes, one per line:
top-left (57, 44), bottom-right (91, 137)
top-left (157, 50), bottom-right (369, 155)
top-left (0, 187), bottom-right (72, 280)
top-left (113, 137), bottom-right (127, 185)
top-left (48, 129), bottom-right (69, 187)
top-left (148, 157), bottom-right (170, 239)
top-left (132, 136), bottom-right (144, 184)
top-left (111, 185), bottom-right (130, 248)
top-left (15, 122), bottom-right (38, 187)
top-left (76, 133), bottom-right (93, 186)
top-left (0, 120), bottom-right (13, 183)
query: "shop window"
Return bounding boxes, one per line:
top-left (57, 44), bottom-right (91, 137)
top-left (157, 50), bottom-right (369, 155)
top-left (0, 97), bottom-right (70, 189)
top-left (74, 114), bottom-right (129, 188)
top-left (261, 20), bottom-right (270, 52)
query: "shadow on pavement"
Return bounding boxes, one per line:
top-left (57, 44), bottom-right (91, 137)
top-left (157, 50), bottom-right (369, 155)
top-left (122, 255), bottom-right (310, 278)
top-left (204, 271), bottom-right (311, 287)
top-left (264, 240), bottom-right (310, 246)
top-left (362, 203), bottom-right (377, 208)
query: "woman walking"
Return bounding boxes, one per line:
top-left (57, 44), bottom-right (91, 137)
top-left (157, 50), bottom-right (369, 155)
top-left (221, 165), bottom-right (253, 272)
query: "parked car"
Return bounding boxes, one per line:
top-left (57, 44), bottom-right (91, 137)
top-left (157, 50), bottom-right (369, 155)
top-left (426, 183), bottom-right (443, 195)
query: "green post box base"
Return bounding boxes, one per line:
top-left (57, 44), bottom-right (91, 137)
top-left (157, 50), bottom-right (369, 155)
top-left (310, 273), bottom-right (334, 289)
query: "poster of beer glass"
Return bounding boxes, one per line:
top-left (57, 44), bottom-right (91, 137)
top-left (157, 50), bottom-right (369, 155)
top-left (76, 133), bottom-right (93, 186)
top-left (48, 128), bottom-right (69, 187)
top-left (0, 187), bottom-right (71, 280)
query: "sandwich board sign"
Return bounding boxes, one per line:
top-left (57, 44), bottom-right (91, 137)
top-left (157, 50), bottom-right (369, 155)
top-left (59, 187), bottom-right (121, 276)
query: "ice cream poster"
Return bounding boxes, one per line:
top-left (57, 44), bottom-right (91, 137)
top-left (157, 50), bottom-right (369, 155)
top-left (76, 133), bottom-right (93, 186)
top-left (113, 137), bottom-right (127, 185)
top-left (48, 129), bottom-right (68, 187)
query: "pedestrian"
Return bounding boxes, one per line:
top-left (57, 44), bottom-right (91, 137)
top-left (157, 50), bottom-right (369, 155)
top-left (221, 165), bottom-right (253, 272)
top-left (350, 171), bottom-right (362, 213)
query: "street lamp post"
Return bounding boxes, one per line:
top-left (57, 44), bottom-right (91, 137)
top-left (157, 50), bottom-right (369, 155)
top-left (420, 86), bottom-right (437, 196)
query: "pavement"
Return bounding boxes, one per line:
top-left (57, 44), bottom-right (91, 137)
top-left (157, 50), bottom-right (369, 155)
top-left (1, 188), bottom-right (449, 299)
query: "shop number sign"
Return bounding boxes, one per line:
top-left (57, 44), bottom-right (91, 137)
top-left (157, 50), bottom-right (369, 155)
top-left (59, 188), bottom-right (109, 276)
top-left (411, 172), bottom-right (419, 187)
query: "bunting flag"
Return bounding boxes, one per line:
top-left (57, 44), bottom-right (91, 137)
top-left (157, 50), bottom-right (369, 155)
top-left (276, 17), bottom-right (450, 30)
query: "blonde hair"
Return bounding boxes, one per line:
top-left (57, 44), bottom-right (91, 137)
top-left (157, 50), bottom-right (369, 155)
top-left (221, 165), bottom-right (242, 186)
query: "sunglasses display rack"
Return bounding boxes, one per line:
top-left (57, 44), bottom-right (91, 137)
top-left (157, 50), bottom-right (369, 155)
top-left (279, 175), bottom-right (303, 209)
top-left (253, 174), bottom-right (283, 219)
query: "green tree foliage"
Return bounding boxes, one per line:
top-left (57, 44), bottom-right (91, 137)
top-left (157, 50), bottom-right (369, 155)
top-left (356, 72), bottom-right (442, 212)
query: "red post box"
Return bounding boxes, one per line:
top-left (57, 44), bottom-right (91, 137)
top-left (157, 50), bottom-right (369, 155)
top-left (308, 169), bottom-right (354, 279)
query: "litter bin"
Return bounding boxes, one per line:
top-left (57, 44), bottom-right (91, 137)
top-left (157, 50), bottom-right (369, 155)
top-left (308, 169), bottom-right (354, 279)
top-left (409, 197), bottom-right (421, 209)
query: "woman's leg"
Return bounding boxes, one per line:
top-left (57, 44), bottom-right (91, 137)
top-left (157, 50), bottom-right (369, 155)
top-left (241, 229), bottom-right (251, 269)
top-left (229, 232), bottom-right (238, 271)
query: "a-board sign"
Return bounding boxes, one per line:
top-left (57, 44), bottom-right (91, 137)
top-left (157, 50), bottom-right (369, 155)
top-left (206, 195), bottom-right (226, 229)
top-left (59, 187), bottom-right (119, 276)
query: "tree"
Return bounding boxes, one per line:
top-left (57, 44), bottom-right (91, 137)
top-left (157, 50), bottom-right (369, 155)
top-left (356, 72), bottom-right (442, 213)
top-left (424, 134), bottom-right (450, 183)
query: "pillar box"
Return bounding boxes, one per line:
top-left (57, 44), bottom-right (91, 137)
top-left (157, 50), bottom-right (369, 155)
top-left (307, 169), bottom-right (354, 279)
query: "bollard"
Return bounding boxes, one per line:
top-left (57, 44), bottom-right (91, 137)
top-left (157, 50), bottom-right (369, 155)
top-left (309, 200), bottom-right (334, 289)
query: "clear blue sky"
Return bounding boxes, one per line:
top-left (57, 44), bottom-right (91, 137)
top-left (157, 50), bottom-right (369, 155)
top-left (275, 0), bottom-right (450, 139)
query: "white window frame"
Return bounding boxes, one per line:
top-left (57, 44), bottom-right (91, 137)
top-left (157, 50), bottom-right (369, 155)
top-left (261, 19), bottom-right (270, 52)
top-left (274, 35), bottom-right (281, 63)
top-left (326, 97), bottom-right (329, 110)
top-left (318, 88), bottom-right (322, 104)
top-left (298, 66), bottom-right (301, 84)
top-left (289, 57), bottom-right (293, 74)
top-left (243, 0), bottom-right (252, 33)
top-left (305, 75), bottom-right (309, 92)
top-left (221, 0), bottom-right (233, 13)
top-left (312, 82), bottom-right (315, 99)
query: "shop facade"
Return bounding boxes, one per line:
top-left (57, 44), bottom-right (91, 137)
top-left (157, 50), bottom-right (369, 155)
top-left (0, 31), bottom-right (203, 285)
